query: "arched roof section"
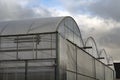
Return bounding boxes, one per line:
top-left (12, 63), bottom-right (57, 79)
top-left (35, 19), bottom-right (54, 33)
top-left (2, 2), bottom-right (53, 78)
top-left (0, 17), bottom-right (64, 35)
top-left (99, 49), bottom-right (109, 65)
top-left (57, 16), bottom-right (84, 47)
top-left (85, 37), bottom-right (99, 58)
top-left (0, 16), bottom-right (84, 47)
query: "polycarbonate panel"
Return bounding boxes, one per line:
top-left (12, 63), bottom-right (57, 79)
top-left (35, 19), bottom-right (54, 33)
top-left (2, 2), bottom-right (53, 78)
top-left (95, 60), bottom-right (104, 80)
top-left (77, 74), bottom-right (96, 80)
top-left (18, 51), bottom-right (34, 59)
top-left (0, 52), bottom-right (16, 60)
top-left (27, 60), bottom-right (55, 80)
top-left (28, 18), bottom-right (61, 34)
top-left (0, 22), bottom-right (8, 34)
top-left (105, 67), bottom-right (113, 80)
top-left (0, 17), bottom-right (64, 35)
top-left (37, 34), bottom-right (56, 49)
top-left (0, 33), bottom-right (56, 60)
top-left (37, 50), bottom-right (56, 59)
top-left (67, 71), bottom-right (76, 80)
top-left (59, 35), bottom-right (68, 80)
top-left (66, 41), bottom-right (76, 71)
top-left (2, 21), bottom-right (32, 35)
top-left (58, 17), bottom-right (83, 47)
top-left (0, 36), bottom-right (17, 50)
top-left (0, 61), bottom-right (25, 80)
top-left (77, 48), bottom-right (95, 77)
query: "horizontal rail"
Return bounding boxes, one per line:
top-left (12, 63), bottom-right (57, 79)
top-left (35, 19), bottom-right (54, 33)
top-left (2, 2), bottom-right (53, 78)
top-left (0, 32), bottom-right (57, 37)
top-left (0, 58), bottom-right (56, 62)
top-left (0, 48), bottom-right (56, 52)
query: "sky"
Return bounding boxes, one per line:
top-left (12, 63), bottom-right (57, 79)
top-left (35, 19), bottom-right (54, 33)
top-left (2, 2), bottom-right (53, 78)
top-left (0, 0), bottom-right (120, 62)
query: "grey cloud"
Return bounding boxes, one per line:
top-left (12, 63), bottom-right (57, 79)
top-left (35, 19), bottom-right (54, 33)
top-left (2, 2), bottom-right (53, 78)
top-left (97, 27), bottom-right (120, 49)
top-left (0, 0), bottom-right (52, 20)
top-left (60, 0), bottom-right (120, 21)
top-left (89, 0), bottom-right (120, 21)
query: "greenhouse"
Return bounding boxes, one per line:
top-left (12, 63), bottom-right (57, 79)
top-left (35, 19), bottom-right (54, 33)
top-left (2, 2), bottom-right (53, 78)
top-left (0, 16), bottom-right (114, 80)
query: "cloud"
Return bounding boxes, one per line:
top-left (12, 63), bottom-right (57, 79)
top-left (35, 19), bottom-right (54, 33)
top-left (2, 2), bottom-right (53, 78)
top-left (0, 0), bottom-right (35, 20)
top-left (0, 0), bottom-right (58, 20)
top-left (98, 27), bottom-right (120, 49)
top-left (88, 0), bottom-right (120, 21)
top-left (60, 0), bottom-right (120, 21)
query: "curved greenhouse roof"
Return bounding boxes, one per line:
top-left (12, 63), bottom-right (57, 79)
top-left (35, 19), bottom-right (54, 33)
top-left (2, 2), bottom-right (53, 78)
top-left (0, 17), bottom-right (63, 35)
top-left (0, 16), bottom-right (84, 47)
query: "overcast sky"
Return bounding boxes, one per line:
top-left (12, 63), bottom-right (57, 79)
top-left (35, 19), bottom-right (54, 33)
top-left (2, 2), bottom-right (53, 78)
top-left (0, 0), bottom-right (120, 62)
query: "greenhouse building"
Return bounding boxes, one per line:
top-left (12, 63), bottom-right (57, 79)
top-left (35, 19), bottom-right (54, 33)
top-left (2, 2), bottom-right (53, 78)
top-left (0, 16), bottom-right (114, 80)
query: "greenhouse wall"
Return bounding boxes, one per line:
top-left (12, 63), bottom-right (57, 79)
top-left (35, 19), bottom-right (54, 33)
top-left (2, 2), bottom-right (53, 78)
top-left (0, 32), bottom-right (57, 80)
top-left (59, 35), bottom-right (114, 80)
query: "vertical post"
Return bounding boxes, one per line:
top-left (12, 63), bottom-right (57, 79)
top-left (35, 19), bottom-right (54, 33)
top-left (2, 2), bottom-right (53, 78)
top-left (16, 36), bottom-right (19, 59)
top-left (0, 37), bottom-right (1, 49)
top-left (75, 46), bottom-right (77, 80)
top-left (104, 66), bottom-right (105, 80)
top-left (55, 32), bottom-right (59, 80)
top-left (25, 60), bottom-right (28, 80)
top-left (35, 41), bottom-right (37, 59)
top-left (94, 59), bottom-right (96, 79)
top-left (51, 34), bottom-right (53, 58)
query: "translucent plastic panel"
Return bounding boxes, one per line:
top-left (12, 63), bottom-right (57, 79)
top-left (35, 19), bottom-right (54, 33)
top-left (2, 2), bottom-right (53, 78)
top-left (0, 61), bottom-right (25, 80)
top-left (0, 22), bottom-right (8, 34)
top-left (0, 33), bottom-right (56, 60)
top-left (0, 52), bottom-right (16, 60)
top-left (2, 21), bottom-right (32, 35)
top-left (77, 48), bottom-right (95, 77)
top-left (28, 18), bottom-right (60, 34)
top-left (58, 17), bottom-right (83, 47)
top-left (74, 34), bottom-right (82, 47)
top-left (37, 50), bottom-right (56, 59)
top-left (18, 51), bottom-right (34, 59)
top-left (27, 60), bottom-right (55, 80)
top-left (77, 74), bottom-right (96, 80)
top-left (66, 41), bottom-right (76, 72)
top-left (67, 71), bottom-right (76, 80)
top-left (0, 17), bottom-right (63, 35)
top-left (0, 37), bottom-right (17, 50)
top-left (37, 34), bottom-right (56, 49)
top-left (95, 60), bottom-right (104, 80)
top-left (59, 36), bottom-right (68, 80)
top-left (105, 67), bottom-right (113, 80)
